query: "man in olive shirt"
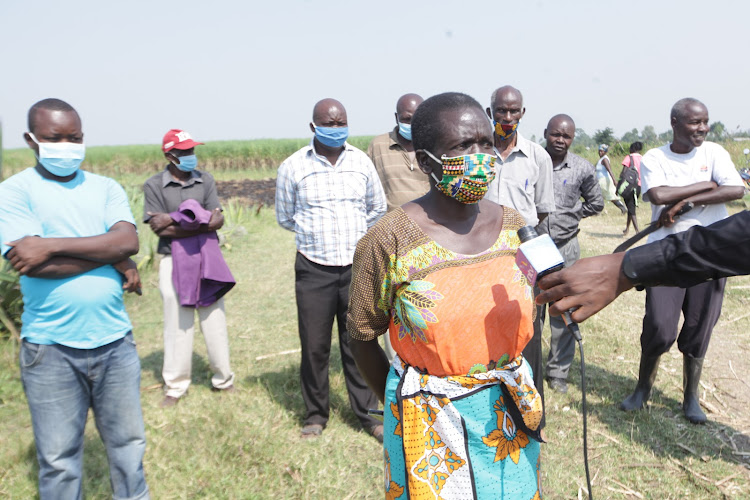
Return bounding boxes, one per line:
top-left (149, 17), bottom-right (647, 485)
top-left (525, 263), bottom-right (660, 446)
top-left (367, 93), bottom-right (429, 213)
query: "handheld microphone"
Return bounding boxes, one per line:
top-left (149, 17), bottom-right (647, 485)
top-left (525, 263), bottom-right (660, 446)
top-left (514, 226), bottom-right (581, 341)
top-left (515, 225), bottom-right (593, 499)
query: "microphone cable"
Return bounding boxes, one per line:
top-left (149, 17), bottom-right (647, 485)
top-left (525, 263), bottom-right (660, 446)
top-left (562, 312), bottom-right (593, 500)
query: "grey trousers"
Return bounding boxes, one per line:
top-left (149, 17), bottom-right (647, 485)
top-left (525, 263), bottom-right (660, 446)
top-left (539, 237), bottom-right (581, 380)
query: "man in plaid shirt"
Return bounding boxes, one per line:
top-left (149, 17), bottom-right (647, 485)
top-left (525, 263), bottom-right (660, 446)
top-left (275, 98), bottom-right (386, 441)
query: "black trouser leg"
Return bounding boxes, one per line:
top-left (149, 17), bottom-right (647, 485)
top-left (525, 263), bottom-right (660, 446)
top-left (295, 253), bottom-right (339, 427)
top-left (336, 266), bottom-right (379, 429)
top-left (525, 296), bottom-right (545, 429)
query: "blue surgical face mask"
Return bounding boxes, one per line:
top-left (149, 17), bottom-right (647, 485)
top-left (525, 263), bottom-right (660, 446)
top-left (28, 132), bottom-right (85, 177)
top-left (174, 154), bottom-right (198, 172)
top-left (314, 126), bottom-right (349, 148)
top-left (398, 122), bottom-right (412, 141)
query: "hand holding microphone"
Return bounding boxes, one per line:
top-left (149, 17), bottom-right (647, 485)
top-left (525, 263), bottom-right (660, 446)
top-left (515, 226), bottom-right (581, 341)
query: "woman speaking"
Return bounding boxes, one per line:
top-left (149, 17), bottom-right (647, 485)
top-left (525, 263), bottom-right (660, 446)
top-left (348, 92), bottom-right (542, 499)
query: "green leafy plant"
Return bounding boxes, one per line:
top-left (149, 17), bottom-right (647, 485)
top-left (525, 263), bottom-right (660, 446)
top-left (0, 261), bottom-right (22, 341)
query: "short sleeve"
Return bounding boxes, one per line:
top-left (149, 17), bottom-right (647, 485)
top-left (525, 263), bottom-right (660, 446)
top-left (347, 218), bottom-right (396, 341)
top-left (202, 173), bottom-right (222, 211)
top-left (104, 179), bottom-right (136, 230)
top-left (142, 179), bottom-right (164, 223)
top-left (640, 150), bottom-right (666, 202)
top-left (0, 176), bottom-right (43, 257)
top-left (532, 146), bottom-right (556, 214)
top-left (709, 144), bottom-right (744, 187)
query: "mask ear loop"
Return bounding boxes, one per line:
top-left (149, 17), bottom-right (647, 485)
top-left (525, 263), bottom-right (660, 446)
top-left (424, 149), bottom-right (446, 184)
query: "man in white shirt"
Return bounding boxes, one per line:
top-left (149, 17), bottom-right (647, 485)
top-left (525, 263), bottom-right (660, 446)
top-left (485, 85), bottom-right (555, 427)
top-left (275, 98), bottom-right (387, 440)
top-left (620, 98), bottom-right (744, 424)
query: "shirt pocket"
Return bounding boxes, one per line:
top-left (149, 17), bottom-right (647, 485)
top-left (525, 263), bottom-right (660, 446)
top-left (342, 171), bottom-right (368, 199)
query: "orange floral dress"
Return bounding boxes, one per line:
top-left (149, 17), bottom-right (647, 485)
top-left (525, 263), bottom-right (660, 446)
top-left (348, 207), bottom-right (542, 500)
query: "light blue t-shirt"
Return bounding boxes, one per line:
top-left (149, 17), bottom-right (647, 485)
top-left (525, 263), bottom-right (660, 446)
top-left (0, 167), bottom-right (135, 349)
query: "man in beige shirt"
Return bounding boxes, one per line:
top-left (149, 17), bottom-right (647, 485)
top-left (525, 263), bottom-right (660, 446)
top-left (367, 93), bottom-right (429, 213)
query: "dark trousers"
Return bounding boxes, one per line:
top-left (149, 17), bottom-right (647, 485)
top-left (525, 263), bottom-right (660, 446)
top-left (295, 252), bottom-right (379, 429)
top-left (642, 278), bottom-right (726, 359)
top-left (525, 287), bottom-right (546, 429)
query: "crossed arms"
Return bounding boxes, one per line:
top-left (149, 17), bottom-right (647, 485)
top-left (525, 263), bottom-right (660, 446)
top-left (5, 221), bottom-right (142, 293)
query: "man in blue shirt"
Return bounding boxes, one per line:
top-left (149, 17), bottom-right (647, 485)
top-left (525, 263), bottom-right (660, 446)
top-left (0, 99), bottom-right (149, 499)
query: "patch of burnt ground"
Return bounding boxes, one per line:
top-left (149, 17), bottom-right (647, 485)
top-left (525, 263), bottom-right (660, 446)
top-left (216, 178), bottom-right (276, 207)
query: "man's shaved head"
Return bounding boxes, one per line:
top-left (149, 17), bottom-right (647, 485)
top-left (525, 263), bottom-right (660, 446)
top-left (312, 98), bottom-right (347, 124)
top-left (546, 113), bottom-right (576, 130)
top-left (28, 98), bottom-right (78, 133)
top-left (670, 97), bottom-right (707, 122)
top-left (490, 85), bottom-right (523, 111)
top-left (396, 93), bottom-right (423, 116)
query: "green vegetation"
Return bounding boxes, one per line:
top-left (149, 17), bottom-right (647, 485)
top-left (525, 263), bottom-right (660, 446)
top-left (1, 136), bottom-right (375, 179)
top-left (0, 142), bottom-right (748, 498)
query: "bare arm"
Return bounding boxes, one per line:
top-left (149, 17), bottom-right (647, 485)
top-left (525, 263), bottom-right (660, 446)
top-left (26, 256), bottom-right (104, 278)
top-left (655, 184), bottom-right (744, 227)
top-left (603, 157), bottom-right (616, 183)
top-left (5, 221), bottom-right (138, 275)
top-left (350, 338), bottom-right (390, 404)
top-left (25, 256), bottom-right (141, 294)
top-left (646, 181), bottom-right (716, 206)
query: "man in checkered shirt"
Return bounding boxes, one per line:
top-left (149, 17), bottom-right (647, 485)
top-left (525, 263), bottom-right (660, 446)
top-left (275, 98), bottom-right (387, 441)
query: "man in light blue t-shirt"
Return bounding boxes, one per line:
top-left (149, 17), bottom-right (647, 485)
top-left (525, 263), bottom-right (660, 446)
top-left (0, 99), bottom-right (150, 500)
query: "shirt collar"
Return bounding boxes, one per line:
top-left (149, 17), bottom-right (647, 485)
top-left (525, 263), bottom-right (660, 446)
top-left (161, 167), bottom-right (203, 187)
top-left (495, 132), bottom-right (531, 159)
top-left (514, 132), bottom-right (532, 157)
top-left (388, 127), bottom-right (405, 150)
top-left (306, 138), bottom-right (354, 165)
top-left (552, 153), bottom-right (572, 170)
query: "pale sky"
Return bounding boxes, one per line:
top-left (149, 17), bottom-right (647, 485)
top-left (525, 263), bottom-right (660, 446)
top-left (1, 0), bottom-right (748, 149)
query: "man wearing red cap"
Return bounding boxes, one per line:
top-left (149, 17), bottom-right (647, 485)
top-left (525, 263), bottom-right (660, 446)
top-left (143, 129), bottom-right (235, 407)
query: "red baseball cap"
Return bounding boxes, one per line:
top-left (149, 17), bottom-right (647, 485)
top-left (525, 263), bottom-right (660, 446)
top-left (162, 129), bottom-right (204, 152)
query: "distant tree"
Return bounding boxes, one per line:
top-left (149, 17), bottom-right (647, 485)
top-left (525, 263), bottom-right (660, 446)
top-left (641, 125), bottom-right (657, 144)
top-left (658, 130), bottom-right (673, 143)
top-left (621, 128), bottom-right (640, 143)
top-left (593, 127), bottom-right (615, 146)
top-left (707, 121), bottom-right (726, 142)
top-left (573, 128), bottom-right (595, 149)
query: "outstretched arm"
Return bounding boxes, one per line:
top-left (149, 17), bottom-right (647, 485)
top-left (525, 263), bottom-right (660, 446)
top-left (536, 253), bottom-right (632, 322)
top-left (537, 210), bottom-right (750, 321)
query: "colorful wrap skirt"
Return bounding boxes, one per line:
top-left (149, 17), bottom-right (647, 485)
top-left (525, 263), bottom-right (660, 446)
top-left (383, 355), bottom-right (542, 500)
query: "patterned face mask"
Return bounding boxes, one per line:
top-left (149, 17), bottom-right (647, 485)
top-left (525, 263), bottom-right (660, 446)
top-left (424, 151), bottom-right (496, 204)
top-left (493, 121), bottom-right (518, 140)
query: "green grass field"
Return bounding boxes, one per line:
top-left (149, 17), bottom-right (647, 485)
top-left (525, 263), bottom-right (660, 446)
top-left (0, 141), bottom-right (749, 499)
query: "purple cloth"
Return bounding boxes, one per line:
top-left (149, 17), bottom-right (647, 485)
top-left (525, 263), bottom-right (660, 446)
top-left (169, 199), bottom-right (235, 307)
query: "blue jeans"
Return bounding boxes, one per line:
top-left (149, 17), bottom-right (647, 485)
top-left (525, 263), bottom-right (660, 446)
top-left (20, 333), bottom-right (149, 500)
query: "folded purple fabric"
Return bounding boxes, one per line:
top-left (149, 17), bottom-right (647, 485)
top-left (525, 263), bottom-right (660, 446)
top-left (169, 199), bottom-right (235, 307)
